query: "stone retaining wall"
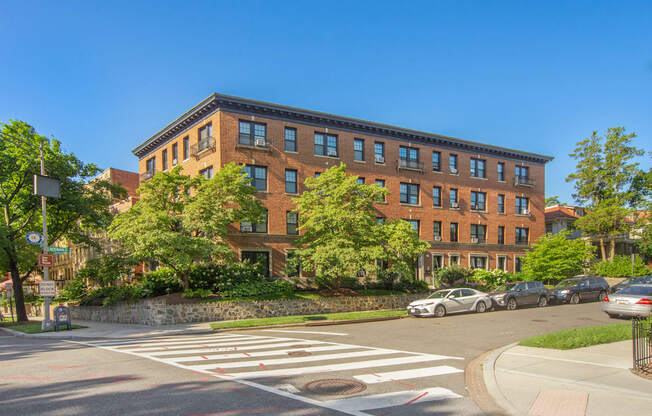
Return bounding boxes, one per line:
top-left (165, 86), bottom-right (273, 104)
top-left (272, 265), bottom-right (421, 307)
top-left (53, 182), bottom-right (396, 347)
top-left (69, 293), bottom-right (428, 326)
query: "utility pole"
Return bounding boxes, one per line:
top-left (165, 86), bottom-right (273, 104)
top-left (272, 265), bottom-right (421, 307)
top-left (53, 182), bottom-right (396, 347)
top-left (40, 141), bottom-right (53, 331)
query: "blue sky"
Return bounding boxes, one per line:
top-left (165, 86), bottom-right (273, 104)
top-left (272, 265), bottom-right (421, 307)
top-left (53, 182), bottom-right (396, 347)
top-left (1, 1), bottom-right (650, 203)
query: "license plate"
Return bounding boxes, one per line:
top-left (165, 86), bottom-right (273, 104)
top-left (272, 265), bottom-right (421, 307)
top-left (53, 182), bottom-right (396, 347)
top-left (617, 300), bottom-right (628, 305)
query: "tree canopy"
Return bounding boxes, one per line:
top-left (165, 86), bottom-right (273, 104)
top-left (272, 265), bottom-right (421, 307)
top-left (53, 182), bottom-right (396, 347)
top-left (523, 231), bottom-right (595, 282)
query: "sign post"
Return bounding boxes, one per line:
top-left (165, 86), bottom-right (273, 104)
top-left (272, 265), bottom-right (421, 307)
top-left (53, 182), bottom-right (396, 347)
top-left (4, 282), bottom-right (14, 323)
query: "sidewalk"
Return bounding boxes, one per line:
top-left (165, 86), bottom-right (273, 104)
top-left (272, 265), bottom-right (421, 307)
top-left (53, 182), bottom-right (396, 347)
top-left (485, 341), bottom-right (652, 416)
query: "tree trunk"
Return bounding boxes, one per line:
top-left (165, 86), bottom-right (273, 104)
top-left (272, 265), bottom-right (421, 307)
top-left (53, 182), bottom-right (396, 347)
top-left (10, 262), bottom-right (29, 322)
top-left (179, 271), bottom-right (190, 290)
top-left (609, 238), bottom-right (616, 262)
top-left (599, 236), bottom-right (606, 261)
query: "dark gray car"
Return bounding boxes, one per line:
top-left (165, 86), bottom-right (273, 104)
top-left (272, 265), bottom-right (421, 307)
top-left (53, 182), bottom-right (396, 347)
top-left (490, 281), bottom-right (549, 310)
top-left (550, 274), bottom-right (609, 304)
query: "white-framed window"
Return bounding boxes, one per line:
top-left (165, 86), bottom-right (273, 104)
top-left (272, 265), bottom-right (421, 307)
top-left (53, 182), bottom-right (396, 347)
top-left (469, 255), bottom-right (489, 270)
top-left (497, 255), bottom-right (508, 271)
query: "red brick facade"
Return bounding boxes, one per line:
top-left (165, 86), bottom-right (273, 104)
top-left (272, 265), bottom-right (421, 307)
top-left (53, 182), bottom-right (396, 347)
top-left (133, 94), bottom-right (552, 281)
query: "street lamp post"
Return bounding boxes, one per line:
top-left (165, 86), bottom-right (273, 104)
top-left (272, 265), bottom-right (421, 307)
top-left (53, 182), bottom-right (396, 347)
top-left (39, 141), bottom-right (53, 331)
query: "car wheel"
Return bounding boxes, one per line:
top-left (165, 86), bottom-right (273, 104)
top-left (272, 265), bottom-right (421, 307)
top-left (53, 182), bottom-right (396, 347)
top-left (538, 296), bottom-right (548, 307)
top-left (434, 305), bottom-right (446, 318)
top-left (570, 293), bottom-right (580, 304)
top-left (476, 301), bottom-right (487, 313)
top-left (506, 298), bottom-right (517, 310)
top-left (599, 290), bottom-right (607, 301)
top-left (607, 313), bottom-right (618, 319)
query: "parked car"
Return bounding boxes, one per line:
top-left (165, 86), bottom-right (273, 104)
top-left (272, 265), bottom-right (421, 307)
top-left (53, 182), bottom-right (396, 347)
top-left (609, 275), bottom-right (652, 293)
top-left (550, 274), bottom-right (609, 304)
top-left (407, 288), bottom-right (492, 317)
top-left (490, 281), bottom-right (549, 310)
top-left (602, 285), bottom-right (652, 318)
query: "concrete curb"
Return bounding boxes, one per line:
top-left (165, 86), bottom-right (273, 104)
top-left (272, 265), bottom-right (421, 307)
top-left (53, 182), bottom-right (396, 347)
top-left (482, 343), bottom-right (521, 416)
top-left (213, 314), bottom-right (408, 332)
top-left (0, 326), bottom-right (214, 340)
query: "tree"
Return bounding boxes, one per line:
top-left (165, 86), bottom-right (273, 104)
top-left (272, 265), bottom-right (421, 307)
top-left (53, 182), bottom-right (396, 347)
top-left (109, 163), bottom-right (264, 289)
top-left (523, 231), bottom-right (595, 282)
top-left (76, 249), bottom-right (136, 288)
top-left (293, 163), bottom-right (428, 288)
top-left (566, 127), bottom-right (645, 260)
top-left (545, 196), bottom-right (561, 207)
top-left (0, 121), bottom-right (120, 322)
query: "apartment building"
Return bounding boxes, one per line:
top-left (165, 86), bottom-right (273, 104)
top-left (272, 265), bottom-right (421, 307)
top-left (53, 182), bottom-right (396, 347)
top-left (132, 93), bottom-right (553, 281)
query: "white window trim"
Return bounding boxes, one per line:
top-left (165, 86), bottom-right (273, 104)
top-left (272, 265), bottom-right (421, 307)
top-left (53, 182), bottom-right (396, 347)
top-left (448, 253), bottom-right (462, 267)
top-left (431, 253), bottom-right (445, 270)
top-left (496, 255), bottom-right (508, 271)
top-left (469, 254), bottom-right (489, 271)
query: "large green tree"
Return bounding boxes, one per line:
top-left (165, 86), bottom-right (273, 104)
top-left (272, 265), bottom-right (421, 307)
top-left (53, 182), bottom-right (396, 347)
top-left (566, 127), bottom-right (645, 260)
top-left (293, 163), bottom-right (428, 288)
top-left (109, 163), bottom-right (264, 289)
top-left (1, 121), bottom-right (120, 322)
top-left (523, 231), bottom-right (595, 282)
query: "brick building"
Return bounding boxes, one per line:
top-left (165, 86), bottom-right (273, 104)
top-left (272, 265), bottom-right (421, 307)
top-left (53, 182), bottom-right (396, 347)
top-left (132, 93), bottom-right (553, 282)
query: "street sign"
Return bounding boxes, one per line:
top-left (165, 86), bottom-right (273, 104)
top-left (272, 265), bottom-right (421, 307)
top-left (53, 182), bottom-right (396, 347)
top-left (39, 281), bottom-right (56, 297)
top-left (34, 174), bottom-right (61, 198)
top-left (38, 253), bottom-right (54, 267)
top-left (26, 232), bottom-right (43, 245)
top-left (48, 247), bottom-right (70, 254)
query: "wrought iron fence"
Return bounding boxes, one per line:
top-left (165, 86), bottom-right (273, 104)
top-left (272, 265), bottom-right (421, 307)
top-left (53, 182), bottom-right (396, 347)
top-left (632, 317), bottom-right (652, 375)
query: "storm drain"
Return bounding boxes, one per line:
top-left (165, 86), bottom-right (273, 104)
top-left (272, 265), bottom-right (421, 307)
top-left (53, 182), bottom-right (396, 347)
top-left (287, 350), bottom-right (312, 357)
top-left (304, 379), bottom-right (367, 396)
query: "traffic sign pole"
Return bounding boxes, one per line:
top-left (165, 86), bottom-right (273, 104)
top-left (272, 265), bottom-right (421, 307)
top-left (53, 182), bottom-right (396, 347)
top-left (40, 142), bottom-right (53, 331)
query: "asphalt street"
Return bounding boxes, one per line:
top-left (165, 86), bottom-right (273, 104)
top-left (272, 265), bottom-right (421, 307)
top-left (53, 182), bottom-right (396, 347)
top-left (0, 301), bottom-right (614, 416)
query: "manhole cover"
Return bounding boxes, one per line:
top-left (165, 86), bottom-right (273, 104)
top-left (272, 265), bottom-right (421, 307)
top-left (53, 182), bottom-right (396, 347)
top-left (532, 319), bottom-right (548, 322)
top-left (304, 379), bottom-right (367, 396)
top-left (287, 350), bottom-right (312, 357)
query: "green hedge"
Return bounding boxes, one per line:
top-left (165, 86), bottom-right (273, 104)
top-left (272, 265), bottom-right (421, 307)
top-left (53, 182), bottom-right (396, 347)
top-left (590, 255), bottom-right (650, 277)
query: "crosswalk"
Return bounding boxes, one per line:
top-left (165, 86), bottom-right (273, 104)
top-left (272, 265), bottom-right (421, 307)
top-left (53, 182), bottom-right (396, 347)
top-left (76, 332), bottom-right (466, 415)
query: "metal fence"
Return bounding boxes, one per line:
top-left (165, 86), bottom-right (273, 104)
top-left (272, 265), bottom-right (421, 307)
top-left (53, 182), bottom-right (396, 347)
top-left (632, 317), bottom-right (652, 374)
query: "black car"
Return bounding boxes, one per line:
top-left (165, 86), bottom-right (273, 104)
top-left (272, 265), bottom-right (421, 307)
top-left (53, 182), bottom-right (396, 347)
top-left (550, 274), bottom-right (609, 304)
top-left (609, 275), bottom-right (652, 293)
top-left (490, 281), bottom-right (549, 310)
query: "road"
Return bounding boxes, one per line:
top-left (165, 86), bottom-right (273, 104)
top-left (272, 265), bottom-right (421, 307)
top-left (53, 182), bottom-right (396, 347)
top-left (0, 301), bottom-right (614, 416)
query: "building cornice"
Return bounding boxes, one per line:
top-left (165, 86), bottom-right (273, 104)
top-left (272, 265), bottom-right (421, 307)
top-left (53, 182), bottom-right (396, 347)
top-left (132, 93), bottom-right (555, 164)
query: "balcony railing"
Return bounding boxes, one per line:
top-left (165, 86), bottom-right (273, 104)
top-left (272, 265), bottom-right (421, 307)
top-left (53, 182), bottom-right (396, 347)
top-left (140, 169), bottom-right (156, 183)
top-left (514, 176), bottom-right (536, 187)
top-left (191, 136), bottom-right (216, 159)
top-left (398, 158), bottom-right (424, 172)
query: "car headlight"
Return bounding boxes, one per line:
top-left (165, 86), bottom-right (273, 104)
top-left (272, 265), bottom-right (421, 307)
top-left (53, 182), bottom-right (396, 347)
top-left (494, 294), bottom-right (505, 299)
top-left (559, 289), bottom-right (570, 294)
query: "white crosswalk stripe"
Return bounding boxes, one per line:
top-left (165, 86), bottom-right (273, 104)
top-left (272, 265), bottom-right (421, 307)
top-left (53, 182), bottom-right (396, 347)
top-left (77, 332), bottom-right (465, 416)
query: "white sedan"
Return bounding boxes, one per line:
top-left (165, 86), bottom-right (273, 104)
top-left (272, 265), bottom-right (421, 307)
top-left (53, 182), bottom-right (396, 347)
top-left (407, 288), bottom-right (492, 317)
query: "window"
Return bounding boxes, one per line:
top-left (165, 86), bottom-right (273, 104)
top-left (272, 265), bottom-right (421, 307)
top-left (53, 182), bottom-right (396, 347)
top-left (183, 136), bottom-right (189, 160)
top-left (285, 250), bottom-right (300, 277)
top-left (470, 158), bottom-right (486, 178)
top-left (432, 151), bottom-right (441, 171)
top-left (239, 121), bottom-right (266, 146)
top-left (433, 255), bottom-right (443, 269)
top-left (433, 221), bottom-right (442, 240)
top-left (516, 227), bottom-right (529, 244)
top-left (471, 224), bottom-right (487, 243)
top-left (400, 183), bottom-right (419, 205)
top-left (199, 166), bottom-right (213, 179)
top-left (497, 256), bottom-right (507, 271)
top-left (449, 154), bottom-right (458, 173)
top-left (244, 165), bottom-right (267, 191)
top-left (498, 226), bottom-right (505, 244)
top-left (515, 256), bottom-right (524, 273)
top-left (498, 194), bottom-right (505, 214)
top-left (172, 143), bottom-right (178, 165)
top-left (376, 217), bottom-right (385, 224)
top-left (356, 177), bottom-right (365, 184)
top-left (433, 186), bottom-right (442, 207)
top-left (241, 209), bottom-right (268, 233)
top-left (399, 146), bottom-right (419, 169)
top-left (374, 142), bottom-right (385, 163)
top-left (449, 254), bottom-right (459, 266)
top-left (375, 179), bottom-right (386, 202)
top-left (497, 162), bottom-right (505, 181)
top-left (405, 219), bottom-right (420, 233)
top-left (546, 223), bottom-right (553, 233)
top-left (470, 256), bottom-right (487, 270)
top-left (286, 211), bottom-right (298, 235)
top-left (162, 149), bottom-right (168, 171)
top-left (516, 197), bottom-right (529, 214)
top-left (146, 157), bottom-right (156, 175)
top-left (314, 172), bottom-right (321, 178)
top-left (470, 191), bottom-right (486, 211)
top-left (314, 132), bottom-right (338, 157)
top-left (198, 123), bottom-right (213, 150)
top-left (450, 222), bottom-right (458, 242)
top-left (515, 165), bottom-right (530, 182)
top-left (241, 251), bottom-right (270, 278)
top-left (285, 169), bottom-right (298, 194)
top-left (354, 138), bottom-right (364, 161)
top-left (284, 127), bottom-right (297, 152)
top-left (449, 188), bottom-right (459, 207)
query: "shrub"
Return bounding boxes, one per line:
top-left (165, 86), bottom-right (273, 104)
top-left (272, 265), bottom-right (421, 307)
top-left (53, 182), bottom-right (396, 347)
top-left (436, 266), bottom-right (473, 286)
top-left (182, 288), bottom-right (213, 299)
top-left (188, 262), bottom-right (265, 293)
top-left (140, 268), bottom-right (183, 297)
top-left (394, 278), bottom-right (429, 293)
top-left (79, 285), bottom-right (146, 306)
top-left (56, 277), bottom-right (87, 302)
top-left (222, 280), bottom-right (295, 299)
top-left (470, 269), bottom-right (515, 289)
top-left (591, 255), bottom-right (650, 277)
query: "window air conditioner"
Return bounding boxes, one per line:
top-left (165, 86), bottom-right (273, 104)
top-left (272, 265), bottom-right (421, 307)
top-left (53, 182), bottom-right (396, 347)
top-left (450, 167), bottom-right (458, 174)
top-left (523, 209), bottom-right (531, 216)
top-left (450, 201), bottom-right (459, 208)
top-left (241, 224), bottom-right (253, 232)
top-left (375, 155), bottom-right (385, 164)
top-left (255, 138), bottom-right (267, 147)
top-left (433, 236), bottom-right (442, 241)
top-left (471, 237), bottom-right (479, 243)
top-left (327, 149), bottom-right (338, 157)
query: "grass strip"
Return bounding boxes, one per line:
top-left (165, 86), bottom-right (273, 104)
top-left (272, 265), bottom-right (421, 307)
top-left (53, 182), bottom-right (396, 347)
top-left (518, 322), bottom-right (632, 350)
top-left (1, 321), bottom-right (85, 334)
top-left (210, 309), bottom-right (407, 330)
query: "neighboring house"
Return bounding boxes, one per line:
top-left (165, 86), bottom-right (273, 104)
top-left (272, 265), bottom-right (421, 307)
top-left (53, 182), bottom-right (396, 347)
top-left (132, 93), bottom-right (553, 281)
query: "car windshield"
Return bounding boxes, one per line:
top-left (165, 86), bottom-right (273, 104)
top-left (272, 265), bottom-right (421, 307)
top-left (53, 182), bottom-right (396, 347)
top-left (617, 286), bottom-right (652, 296)
top-left (555, 279), bottom-right (579, 288)
top-left (428, 290), bottom-right (451, 299)
top-left (494, 283), bottom-right (517, 291)
top-left (629, 276), bottom-right (652, 285)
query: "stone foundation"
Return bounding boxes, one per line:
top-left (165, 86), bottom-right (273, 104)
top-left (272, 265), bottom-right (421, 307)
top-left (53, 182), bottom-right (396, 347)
top-left (69, 293), bottom-right (428, 326)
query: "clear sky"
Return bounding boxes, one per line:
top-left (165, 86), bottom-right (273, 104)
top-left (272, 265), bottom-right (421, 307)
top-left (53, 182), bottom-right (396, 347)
top-left (1, 1), bottom-right (650, 203)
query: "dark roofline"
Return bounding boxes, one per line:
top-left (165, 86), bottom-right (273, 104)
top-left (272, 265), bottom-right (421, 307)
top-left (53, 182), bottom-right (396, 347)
top-left (132, 93), bottom-right (555, 164)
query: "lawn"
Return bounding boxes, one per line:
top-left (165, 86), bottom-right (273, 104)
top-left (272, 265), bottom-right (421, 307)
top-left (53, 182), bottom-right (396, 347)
top-left (0, 319), bottom-right (85, 334)
top-left (210, 309), bottom-right (407, 330)
top-left (518, 322), bottom-right (633, 350)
